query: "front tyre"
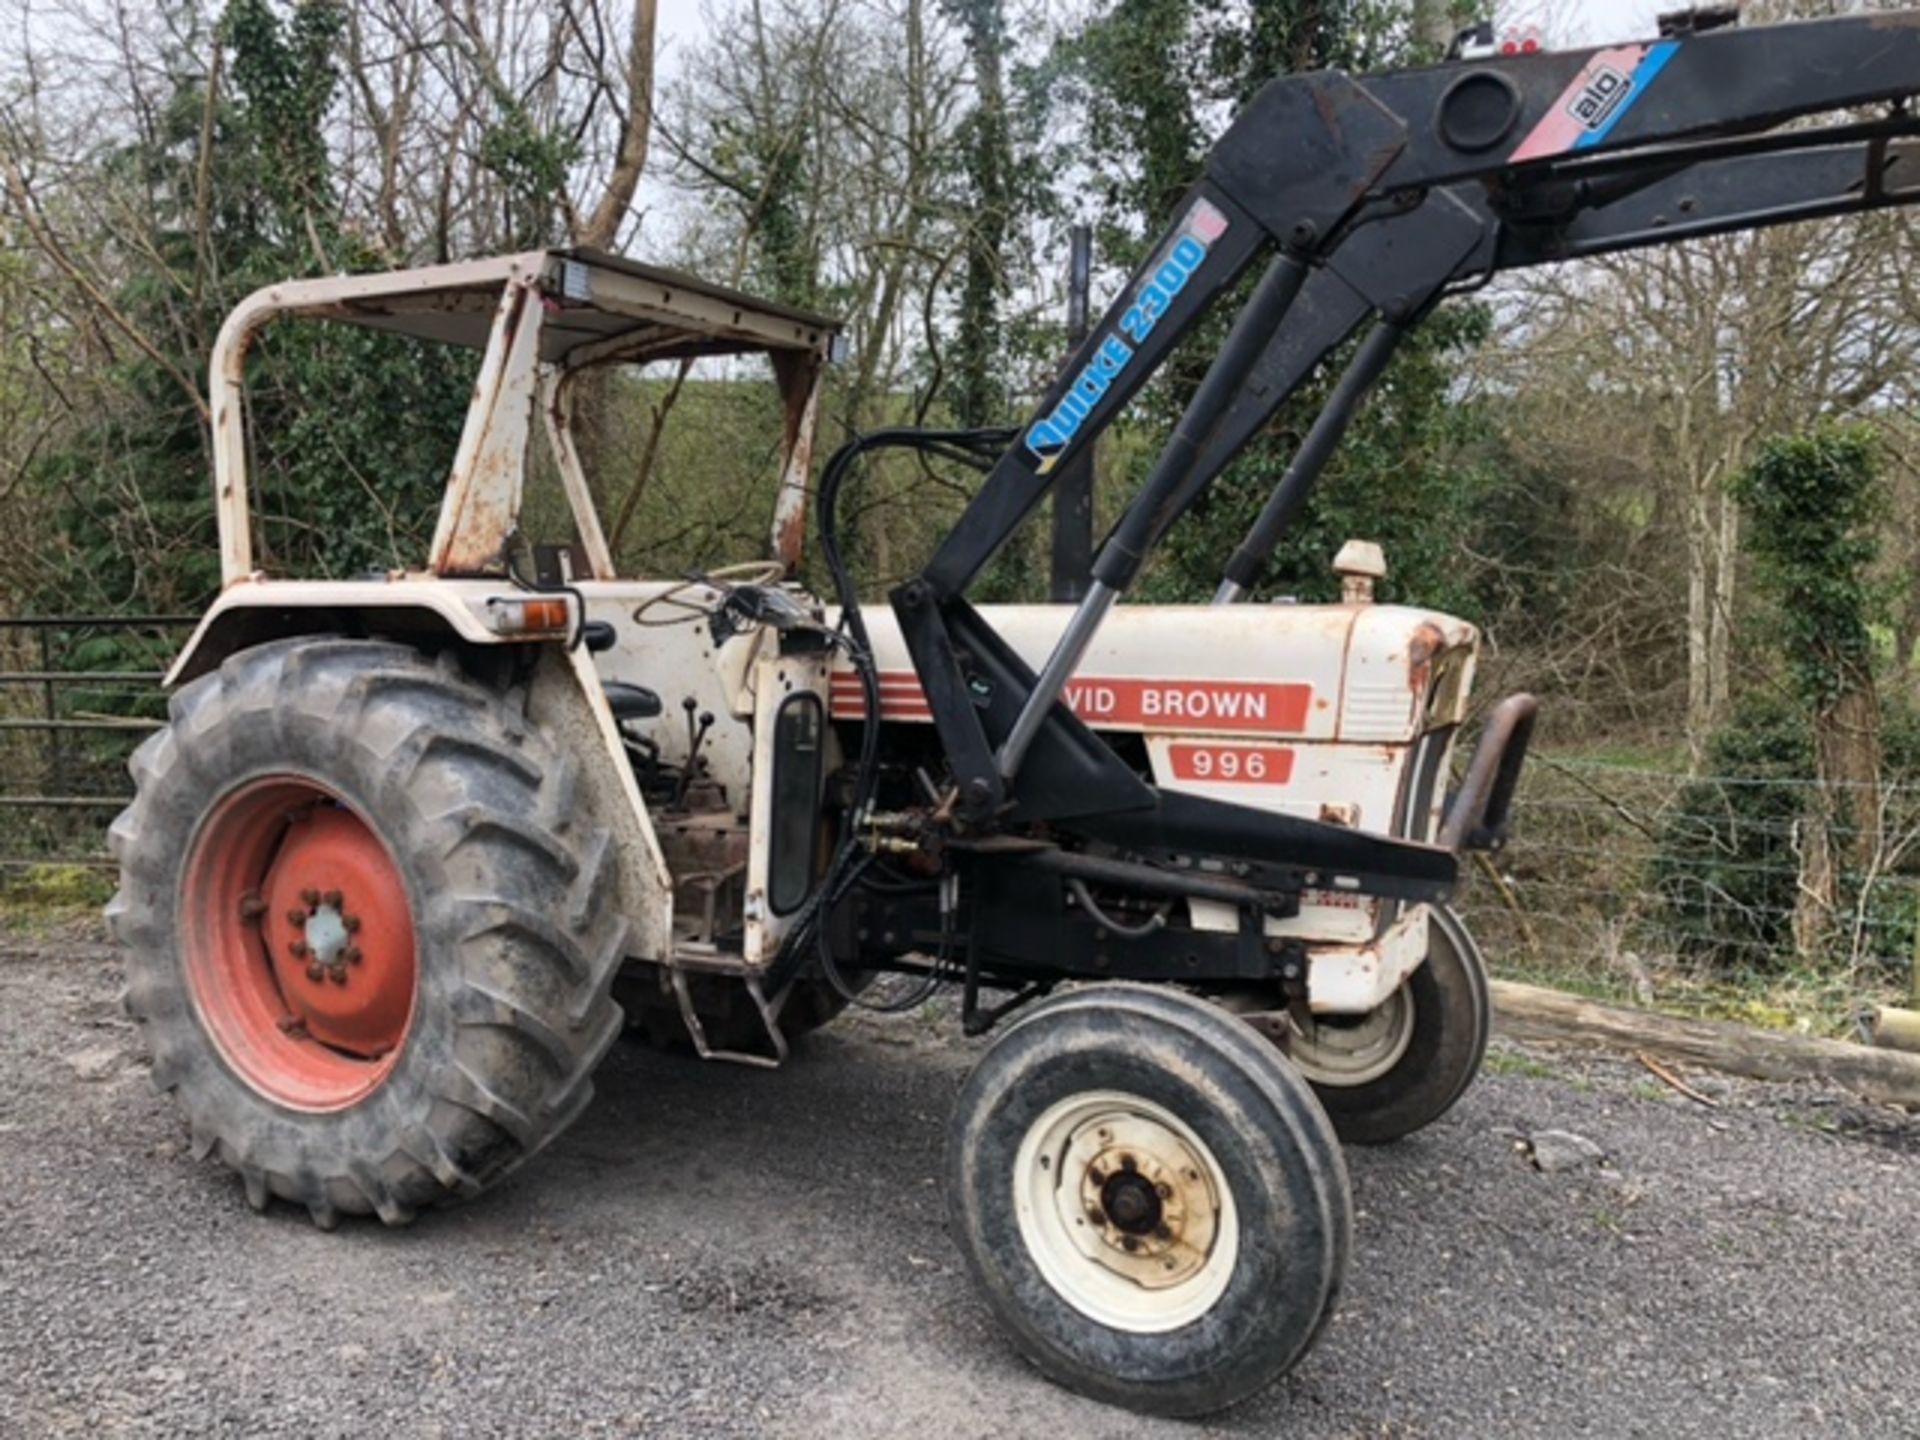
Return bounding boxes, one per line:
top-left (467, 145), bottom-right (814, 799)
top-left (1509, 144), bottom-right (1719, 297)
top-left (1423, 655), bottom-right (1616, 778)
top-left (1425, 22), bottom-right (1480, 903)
top-left (946, 985), bottom-right (1349, 1418)
top-left (1289, 905), bottom-right (1492, 1146)
top-left (108, 639), bottom-right (628, 1227)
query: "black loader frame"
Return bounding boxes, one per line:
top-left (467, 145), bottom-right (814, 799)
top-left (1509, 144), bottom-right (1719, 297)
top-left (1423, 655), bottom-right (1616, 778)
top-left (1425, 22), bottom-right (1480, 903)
top-left (783, 9), bottom-right (1920, 1020)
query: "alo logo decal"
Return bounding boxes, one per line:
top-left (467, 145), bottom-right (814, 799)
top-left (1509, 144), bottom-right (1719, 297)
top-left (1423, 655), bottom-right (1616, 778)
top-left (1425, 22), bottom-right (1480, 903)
top-left (1568, 64), bottom-right (1632, 131)
top-left (1507, 40), bottom-right (1680, 164)
top-left (1024, 198), bottom-right (1230, 473)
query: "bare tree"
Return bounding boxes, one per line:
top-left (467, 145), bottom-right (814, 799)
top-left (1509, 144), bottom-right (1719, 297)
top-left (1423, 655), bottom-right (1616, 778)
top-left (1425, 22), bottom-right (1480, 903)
top-left (1480, 212), bottom-right (1918, 758)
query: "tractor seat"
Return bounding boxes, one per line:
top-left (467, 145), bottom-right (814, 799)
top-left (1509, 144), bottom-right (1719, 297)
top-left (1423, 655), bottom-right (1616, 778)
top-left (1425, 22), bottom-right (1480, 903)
top-left (604, 682), bottom-right (664, 723)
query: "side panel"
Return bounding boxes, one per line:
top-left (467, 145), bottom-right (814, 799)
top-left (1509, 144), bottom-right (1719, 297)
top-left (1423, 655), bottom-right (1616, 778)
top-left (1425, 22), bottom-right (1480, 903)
top-left (744, 647), bottom-right (834, 965)
top-left (1149, 734), bottom-right (1404, 944)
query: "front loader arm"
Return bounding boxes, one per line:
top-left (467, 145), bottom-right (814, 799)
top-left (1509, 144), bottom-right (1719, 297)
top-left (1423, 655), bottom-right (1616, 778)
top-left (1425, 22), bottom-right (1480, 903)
top-left (890, 9), bottom-right (1920, 835)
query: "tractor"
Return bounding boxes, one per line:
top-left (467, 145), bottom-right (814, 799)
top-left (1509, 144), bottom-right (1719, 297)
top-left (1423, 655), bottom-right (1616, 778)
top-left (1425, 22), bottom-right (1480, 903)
top-left (112, 8), bottom-right (1920, 1415)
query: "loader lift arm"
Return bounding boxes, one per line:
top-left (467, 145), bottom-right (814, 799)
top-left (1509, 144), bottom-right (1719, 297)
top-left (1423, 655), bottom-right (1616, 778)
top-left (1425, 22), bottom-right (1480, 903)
top-left (883, 9), bottom-right (1920, 858)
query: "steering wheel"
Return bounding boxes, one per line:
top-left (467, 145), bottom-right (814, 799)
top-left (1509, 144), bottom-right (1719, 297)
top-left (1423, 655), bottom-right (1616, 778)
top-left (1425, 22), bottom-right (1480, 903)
top-left (631, 560), bottom-right (792, 628)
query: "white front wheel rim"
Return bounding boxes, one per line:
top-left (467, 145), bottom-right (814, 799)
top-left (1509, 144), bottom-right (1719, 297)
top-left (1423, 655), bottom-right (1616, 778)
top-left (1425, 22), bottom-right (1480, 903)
top-left (1288, 985), bottom-right (1416, 1087)
top-left (1012, 1090), bottom-right (1239, 1334)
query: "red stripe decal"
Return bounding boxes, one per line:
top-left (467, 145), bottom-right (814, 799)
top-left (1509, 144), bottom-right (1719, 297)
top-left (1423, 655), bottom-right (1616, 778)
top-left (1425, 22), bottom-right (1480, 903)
top-left (831, 673), bottom-right (1311, 733)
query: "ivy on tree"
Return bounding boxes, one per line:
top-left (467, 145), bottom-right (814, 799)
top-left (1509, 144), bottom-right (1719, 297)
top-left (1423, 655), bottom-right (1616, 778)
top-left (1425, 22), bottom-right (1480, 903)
top-left (1731, 423), bottom-right (1884, 715)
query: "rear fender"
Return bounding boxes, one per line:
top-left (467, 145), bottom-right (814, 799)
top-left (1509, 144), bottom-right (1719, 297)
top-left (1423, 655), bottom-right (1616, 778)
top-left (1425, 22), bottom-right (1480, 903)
top-left (167, 579), bottom-right (674, 963)
top-left (167, 578), bottom-right (551, 686)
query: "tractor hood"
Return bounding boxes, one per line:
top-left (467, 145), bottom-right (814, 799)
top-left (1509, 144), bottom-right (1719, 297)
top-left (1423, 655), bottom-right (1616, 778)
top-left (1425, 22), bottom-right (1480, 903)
top-left (831, 602), bottom-right (1478, 745)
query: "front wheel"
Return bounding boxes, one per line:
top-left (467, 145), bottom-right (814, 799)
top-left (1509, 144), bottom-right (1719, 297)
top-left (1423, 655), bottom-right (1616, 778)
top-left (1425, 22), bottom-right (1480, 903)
top-left (1288, 906), bottom-right (1492, 1146)
top-left (945, 985), bottom-right (1349, 1418)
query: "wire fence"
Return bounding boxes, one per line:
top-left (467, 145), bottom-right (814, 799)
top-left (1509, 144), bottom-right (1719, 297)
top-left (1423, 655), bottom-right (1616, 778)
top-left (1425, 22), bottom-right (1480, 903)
top-left (0, 614), bottom-right (195, 870)
top-left (1456, 752), bottom-right (1920, 1007)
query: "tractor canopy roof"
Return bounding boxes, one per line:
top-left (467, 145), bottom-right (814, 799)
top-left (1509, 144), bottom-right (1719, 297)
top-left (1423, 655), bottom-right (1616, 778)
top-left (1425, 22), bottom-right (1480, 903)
top-left (218, 247), bottom-right (841, 368)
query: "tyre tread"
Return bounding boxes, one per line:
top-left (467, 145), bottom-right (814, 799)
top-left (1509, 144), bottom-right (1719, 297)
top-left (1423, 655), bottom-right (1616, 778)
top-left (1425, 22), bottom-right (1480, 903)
top-left (110, 637), bottom-right (627, 1228)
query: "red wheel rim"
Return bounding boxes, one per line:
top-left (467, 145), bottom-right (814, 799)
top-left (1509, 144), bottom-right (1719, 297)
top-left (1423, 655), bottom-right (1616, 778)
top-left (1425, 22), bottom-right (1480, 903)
top-left (181, 777), bottom-right (418, 1112)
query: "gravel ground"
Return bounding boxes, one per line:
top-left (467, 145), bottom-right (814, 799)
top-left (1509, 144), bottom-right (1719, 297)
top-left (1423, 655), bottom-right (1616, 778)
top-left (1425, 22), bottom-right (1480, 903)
top-left (2, 931), bottom-right (1917, 1439)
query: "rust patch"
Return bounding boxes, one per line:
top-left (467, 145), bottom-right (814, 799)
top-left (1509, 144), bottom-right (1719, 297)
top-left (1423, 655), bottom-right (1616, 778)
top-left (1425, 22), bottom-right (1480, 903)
top-left (769, 352), bottom-right (824, 574)
top-left (433, 280), bottom-right (541, 576)
top-left (660, 811), bottom-right (751, 947)
top-left (439, 439), bottom-right (521, 573)
top-left (1407, 621), bottom-right (1446, 699)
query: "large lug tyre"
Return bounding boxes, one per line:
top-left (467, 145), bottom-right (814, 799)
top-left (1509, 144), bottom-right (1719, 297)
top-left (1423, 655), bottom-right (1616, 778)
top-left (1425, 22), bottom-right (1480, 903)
top-left (946, 984), bottom-right (1350, 1418)
top-left (107, 638), bottom-right (628, 1228)
top-left (1290, 905), bottom-right (1492, 1146)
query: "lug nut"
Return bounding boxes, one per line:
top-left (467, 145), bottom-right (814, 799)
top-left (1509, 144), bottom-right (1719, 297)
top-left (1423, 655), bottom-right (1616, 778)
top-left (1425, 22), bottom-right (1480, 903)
top-left (323, 890), bottom-right (343, 909)
top-left (1089, 1167), bottom-right (1106, 1185)
top-left (286, 909), bottom-right (308, 927)
top-left (1119, 1154), bottom-right (1137, 1172)
top-left (305, 962), bottom-right (325, 983)
top-left (1154, 1224), bottom-right (1172, 1241)
top-left (301, 889), bottom-right (320, 907)
top-left (1086, 1206), bottom-right (1105, 1226)
top-left (1156, 1182), bottom-right (1173, 1200)
top-left (1121, 1236), bottom-right (1139, 1252)
top-left (328, 964), bottom-right (348, 986)
top-left (238, 893), bottom-right (266, 921)
top-left (343, 915), bottom-right (361, 934)
top-left (343, 946), bottom-right (362, 966)
top-left (289, 940), bottom-right (309, 959)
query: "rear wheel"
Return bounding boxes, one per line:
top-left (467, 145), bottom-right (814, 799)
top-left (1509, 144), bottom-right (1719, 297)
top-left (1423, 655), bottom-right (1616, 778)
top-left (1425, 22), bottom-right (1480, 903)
top-left (1289, 906), bottom-right (1491, 1145)
top-left (108, 638), bottom-right (627, 1226)
top-left (946, 985), bottom-right (1349, 1418)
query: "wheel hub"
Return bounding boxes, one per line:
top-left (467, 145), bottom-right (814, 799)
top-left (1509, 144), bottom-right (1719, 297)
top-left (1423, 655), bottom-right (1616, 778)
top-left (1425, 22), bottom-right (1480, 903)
top-left (261, 807), bottom-right (414, 1059)
top-left (1098, 1168), bottom-right (1162, 1235)
top-left (299, 900), bottom-right (354, 974)
top-left (1068, 1121), bottom-right (1213, 1283)
top-left (1288, 985), bottom-right (1416, 1087)
top-left (1082, 1143), bottom-right (1191, 1268)
top-left (1014, 1091), bottom-right (1238, 1333)
top-left (181, 778), bottom-right (418, 1112)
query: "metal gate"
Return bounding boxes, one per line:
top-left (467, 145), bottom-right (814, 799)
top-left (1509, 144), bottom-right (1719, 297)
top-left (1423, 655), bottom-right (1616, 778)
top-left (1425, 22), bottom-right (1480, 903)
top-left (0, 615), bottom-right (195, 869)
